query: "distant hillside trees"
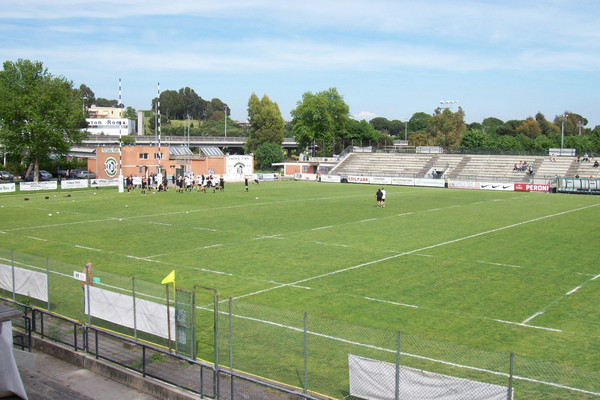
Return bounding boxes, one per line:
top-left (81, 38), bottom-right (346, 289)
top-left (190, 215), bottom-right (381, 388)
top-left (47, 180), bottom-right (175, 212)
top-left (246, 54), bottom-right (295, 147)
top-left (151, 87), bottom-right (228, 121)
top-left (368, 109), bottom-right (599, 154)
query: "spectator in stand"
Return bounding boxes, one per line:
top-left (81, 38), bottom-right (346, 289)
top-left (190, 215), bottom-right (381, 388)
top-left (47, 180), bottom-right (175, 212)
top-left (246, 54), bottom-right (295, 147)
top-left (593, 160), bottom-right (599, 168)
top-left (582, 153), bottom-right (590, 162)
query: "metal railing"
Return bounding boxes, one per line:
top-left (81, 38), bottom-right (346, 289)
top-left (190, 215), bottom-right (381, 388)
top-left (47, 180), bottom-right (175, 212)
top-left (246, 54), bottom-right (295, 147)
top-left (3, 298), bottom-right (321, 400)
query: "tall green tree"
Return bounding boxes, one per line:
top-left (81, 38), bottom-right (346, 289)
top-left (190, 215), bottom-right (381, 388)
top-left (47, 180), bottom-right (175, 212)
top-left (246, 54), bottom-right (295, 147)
top-left (430, 107), bottom-right (466, 149)
top-left (0, 59), bottom-right (87, 180)
top-left (290, 87), bottom-right (350, 156)
top-left (516, 117), bottom-right (542, 139)
top-left (347, 119), bottom-right (380, 146)
top-left (535, 112), bottom-right (559, 136)
top-left (124, 106), bottom-right (137, 120)
top-left (95, 97), bottom-right (121, 107)
top-left (254, 142), bottom-right (285, 169)
top-left (389, 120), bottom-right (405, 137)
top-left (79, 83), bottom-right (95, 109)
top-left (369, 117), bottom-right (390, 133)
top-left (496, 120), bottom-right (522, 136)
top-left (245, 93), bottom-right (285, 154)
top-left (409, 112), bottom-right (431, 133)
top-left (179, 87), bottom-right (201, 119)
top-left (460, 129), bottom-right (492, 149)
top-left (481, 117), bottom-right (504, 135)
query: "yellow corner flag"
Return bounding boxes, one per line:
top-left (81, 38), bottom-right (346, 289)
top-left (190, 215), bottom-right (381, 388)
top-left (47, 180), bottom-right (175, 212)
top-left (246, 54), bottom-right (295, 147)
top-left (161, 270), bottom-right (175, 285)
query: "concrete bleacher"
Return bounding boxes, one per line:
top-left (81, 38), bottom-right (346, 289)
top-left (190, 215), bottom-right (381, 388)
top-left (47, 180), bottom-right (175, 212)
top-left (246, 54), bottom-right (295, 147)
top-left (534, 156), bottom-right (574, 180)
top-left (571, 157), bottom-right (600, 178)
top-left (447, 155), bottom-right (539, 182)
top-left (331, 153), bottom-right (434, 177)
top-left (330, 152), bottom-right (581, 183)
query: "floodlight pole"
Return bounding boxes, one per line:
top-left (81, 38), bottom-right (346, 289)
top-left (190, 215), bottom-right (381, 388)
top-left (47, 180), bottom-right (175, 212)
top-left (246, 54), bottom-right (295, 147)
top-left (560, 113), bottom-right (568, 151)
top-left (224, 105), bottom-right (228, 138)
top-left (117, 78), bottom-right (124, 192)
top-left (158, 83), bottom-right (162, 174)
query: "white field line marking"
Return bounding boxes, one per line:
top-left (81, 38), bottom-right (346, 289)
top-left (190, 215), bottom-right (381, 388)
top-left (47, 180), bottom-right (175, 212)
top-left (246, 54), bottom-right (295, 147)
top-left (194, 227), bottom-right (217, 231)
top-left (27, 236), bottom-right (47, 241)
top-left (414, 254), bottom-right (523, 269)
top-left (359, 218), bottom-right (376, 223)
top-left (4, 217), bottom-right (119, 232)
top-left (148, 221), bottom-right (172, 226)
top-left (363, 296), bottom-right (418, 309)
top-left (254, 235), bottom-right (283, 240)
top-left (428, 208), bottom-right (441, 211)
top-left (145, 253), bottom-right (165, 258)
top-left (522, 311), bottom-right (544, 324)
top-left (220, 309), bottom-right (598, 397)
top-left (74, 245), bottom-right (102, 252)
top-left (197, 267), bottom-right (231, 276)
top-left (235, 203), bottom-right (600, 332)
top-left (523, 267), bottom-right (600, 325)
top-left (197, 244), bottom-right (223, 250)
top-left (315, 241), bottom-right (350, 248)
top-left (311, 225), bottom-right (333, 231)
top-left (396, 212), bottom-right (414, 217)
top-left (126, 255), bottom-right (160, 263)
top-left (290, 285), bottom-right (312, 290)
top-left (494, 319), bottom-right (563, 333)
top-left (124, 193), bottom-right (371, 221)
top-left (566, 285), bottom-right (583, 295)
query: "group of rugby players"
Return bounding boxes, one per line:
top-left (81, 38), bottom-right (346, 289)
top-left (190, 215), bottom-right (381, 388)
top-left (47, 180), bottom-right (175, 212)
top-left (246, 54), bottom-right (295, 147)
top-left (125, 172), bottom-right (231, 194)
top-left (175, 173), bottom-right (224, 193)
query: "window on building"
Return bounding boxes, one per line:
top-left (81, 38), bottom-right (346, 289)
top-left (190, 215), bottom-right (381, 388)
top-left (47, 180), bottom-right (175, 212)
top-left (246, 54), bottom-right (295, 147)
top-left (139, 153), bottom-right (148, 160)
top-left (154, 153), bottom-right (163, 160)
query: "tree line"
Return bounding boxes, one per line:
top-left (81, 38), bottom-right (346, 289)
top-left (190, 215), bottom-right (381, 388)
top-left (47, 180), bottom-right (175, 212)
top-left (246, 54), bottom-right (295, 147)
top-left (370, 110), bottom-right (600, 154)
top-left (2, 58), bottom-right (599, 178)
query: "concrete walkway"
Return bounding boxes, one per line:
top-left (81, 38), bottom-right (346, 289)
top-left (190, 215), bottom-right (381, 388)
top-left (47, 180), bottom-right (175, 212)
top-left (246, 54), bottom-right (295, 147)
top-left (16, 351), bottom-right (161, 400)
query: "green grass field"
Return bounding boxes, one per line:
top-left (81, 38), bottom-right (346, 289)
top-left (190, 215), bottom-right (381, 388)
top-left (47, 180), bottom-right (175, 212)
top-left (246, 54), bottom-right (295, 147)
top-left (1, 181), bottom-right (599, 398)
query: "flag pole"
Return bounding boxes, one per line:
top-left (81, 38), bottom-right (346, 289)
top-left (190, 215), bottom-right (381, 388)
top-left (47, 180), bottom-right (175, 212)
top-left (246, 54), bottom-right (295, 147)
top-left (161, 270), bottom-right (175, 353)
top-left (165, 283), bottom-right (172, 353)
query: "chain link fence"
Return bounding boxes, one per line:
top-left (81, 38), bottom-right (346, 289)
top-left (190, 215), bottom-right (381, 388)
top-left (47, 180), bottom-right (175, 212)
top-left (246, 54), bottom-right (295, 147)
top-left (2, 248), bottom-right (600, 399)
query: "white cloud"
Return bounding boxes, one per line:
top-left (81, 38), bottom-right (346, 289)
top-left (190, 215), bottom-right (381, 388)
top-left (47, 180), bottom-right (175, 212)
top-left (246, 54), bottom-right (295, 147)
top-left (353, 111), bottom-right (377, 121)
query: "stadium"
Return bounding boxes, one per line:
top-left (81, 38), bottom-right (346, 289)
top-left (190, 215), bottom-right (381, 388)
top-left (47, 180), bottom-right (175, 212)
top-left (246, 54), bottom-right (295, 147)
top-left (1, 151), bottom-right (599, 399)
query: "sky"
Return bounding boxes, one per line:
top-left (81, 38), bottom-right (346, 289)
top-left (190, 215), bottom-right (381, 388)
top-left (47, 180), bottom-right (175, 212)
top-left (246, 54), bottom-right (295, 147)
top-left (1, 0), bottom-right (599, 128)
